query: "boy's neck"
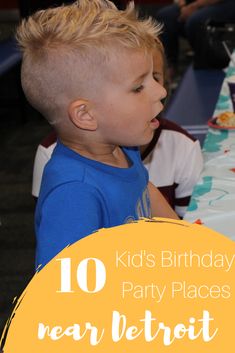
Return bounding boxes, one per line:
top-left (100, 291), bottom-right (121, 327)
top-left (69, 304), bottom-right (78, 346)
top-left (60, 138), bottom-right (130, 168)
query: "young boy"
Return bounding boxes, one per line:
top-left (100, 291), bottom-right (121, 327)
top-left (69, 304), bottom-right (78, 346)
top-left (16, 0), bottom-right (178, 269)
top-left (32, 40), bottom-right (202, 217)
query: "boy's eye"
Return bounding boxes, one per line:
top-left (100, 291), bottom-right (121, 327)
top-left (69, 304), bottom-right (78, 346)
top-left (153, 73), bottom-right (163, 84)
top-left (133, 85), bottom-right (144, 93)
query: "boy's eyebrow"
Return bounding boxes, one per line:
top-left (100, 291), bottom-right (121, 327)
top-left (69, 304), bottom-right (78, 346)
top-left (132, 71), bottom-right (149, 84)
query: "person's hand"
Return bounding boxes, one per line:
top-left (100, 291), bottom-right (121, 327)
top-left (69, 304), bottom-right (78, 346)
top-left (178, 3), bottom-right (198, 22)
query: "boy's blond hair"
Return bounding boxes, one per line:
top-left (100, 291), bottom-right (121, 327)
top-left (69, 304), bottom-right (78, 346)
top-left (16, 0), bottom-right (162, 123)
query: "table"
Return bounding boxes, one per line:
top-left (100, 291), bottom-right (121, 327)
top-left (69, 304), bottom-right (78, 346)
top-left (184, 58), bottom-right (235, 240)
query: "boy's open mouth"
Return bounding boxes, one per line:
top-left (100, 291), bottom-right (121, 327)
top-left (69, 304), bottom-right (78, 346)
top-left (150, 117), bottom-right (159, 128)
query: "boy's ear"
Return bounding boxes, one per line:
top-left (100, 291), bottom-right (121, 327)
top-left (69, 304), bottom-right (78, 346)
top-left (68, 100), bottom-right (97, 131)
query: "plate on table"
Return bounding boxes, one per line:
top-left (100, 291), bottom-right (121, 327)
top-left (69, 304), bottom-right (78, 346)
top-left (208, 117), bottom-right (235, 130)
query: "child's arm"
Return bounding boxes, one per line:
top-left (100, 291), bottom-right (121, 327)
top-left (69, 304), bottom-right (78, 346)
top-left (148, 181), bottom-right (179, 220)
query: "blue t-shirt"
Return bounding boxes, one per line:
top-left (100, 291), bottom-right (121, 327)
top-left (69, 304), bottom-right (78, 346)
top-left (35, 141), bottom-right (151, 268)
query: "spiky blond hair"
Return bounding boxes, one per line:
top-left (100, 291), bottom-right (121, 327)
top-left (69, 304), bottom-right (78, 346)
top-left (16, 0), bottom-right (162, 123)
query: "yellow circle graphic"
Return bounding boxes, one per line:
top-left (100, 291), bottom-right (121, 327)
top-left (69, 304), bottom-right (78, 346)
top-left (1, 218), bottom-right (235, 352)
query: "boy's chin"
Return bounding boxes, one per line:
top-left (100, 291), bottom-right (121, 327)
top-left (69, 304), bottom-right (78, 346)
top-left (122, 130), bottom-right (156, 147)
top-left (143, 130), bottom-right (156, 145)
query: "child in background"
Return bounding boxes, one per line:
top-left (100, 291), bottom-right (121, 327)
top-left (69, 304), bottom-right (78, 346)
top-left (141, 41), bottom-right (203, 217)
top-left (17, 0), bottom-right (178, 269)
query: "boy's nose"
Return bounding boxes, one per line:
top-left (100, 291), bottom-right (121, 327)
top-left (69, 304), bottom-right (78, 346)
top-left (159, 83), bottom-right (167, 101)
top-left (153, 82), bottom-right (167, 103)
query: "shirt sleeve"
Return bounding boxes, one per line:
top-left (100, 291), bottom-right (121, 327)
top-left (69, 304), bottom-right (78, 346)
top-left (35, 182), bottom-right (104, 269)
top-left (32, 145), bottom-right (54, 197)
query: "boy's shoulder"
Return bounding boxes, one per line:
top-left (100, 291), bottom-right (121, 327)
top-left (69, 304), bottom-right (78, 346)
top-left (49, 143), bottom-right (140, 172)
top-left (41, 143), bottom-right (142, 195)
top-left (45, 141), bottom-right (86, 179)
